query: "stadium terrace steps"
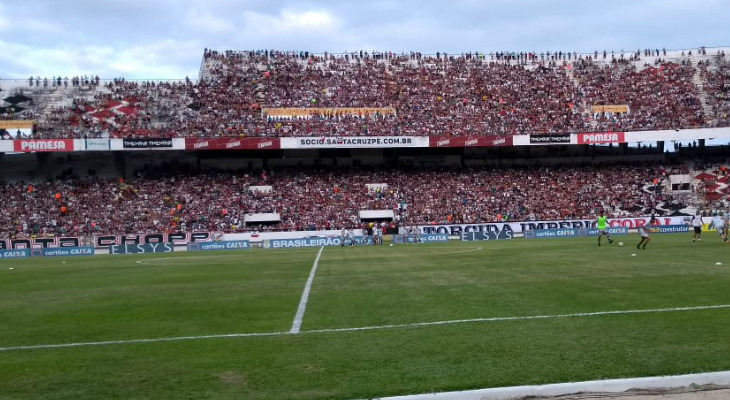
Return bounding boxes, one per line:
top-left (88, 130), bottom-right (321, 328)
top-left (690, 59), bottom-right (716, 126)
top-left (564, 66), bottom-right (596, 130)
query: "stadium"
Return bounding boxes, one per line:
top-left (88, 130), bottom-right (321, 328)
top-left (2, 9), bottom-right (730, 398)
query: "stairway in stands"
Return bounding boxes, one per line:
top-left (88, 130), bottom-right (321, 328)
top-left (564, 66), bottom-right (596, 131)
top-left (690, 58), bottom-right (717, 127)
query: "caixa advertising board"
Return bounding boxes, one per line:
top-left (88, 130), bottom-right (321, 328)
top-left (0, 249), bottom-right (30, 259)
top-left (188, 240), bottom-right (250, 251)
top-left (524, 227), bottom-right (629, 239)
top-left (40, 247), bottom-right (95, 257)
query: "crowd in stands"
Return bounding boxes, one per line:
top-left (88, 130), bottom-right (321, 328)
top-left (573, 59), bottom-right (704, 131)
top-left (0, 164), bottom-right (666, 238)
top-left (32, 79), bottom-right (195, 139)
top-left (26, 75), bottom-right (100, 88)
top-left (699, 51), bottom-right (730, 127)
top-left (1, 47), bottom-right (728, 139)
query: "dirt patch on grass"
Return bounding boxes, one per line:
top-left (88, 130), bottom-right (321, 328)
top-left (218, 371), bottom-right (247, 390)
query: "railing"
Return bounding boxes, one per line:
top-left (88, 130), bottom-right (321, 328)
top-left (198, 55), bottom-right (207, 82)
top-left (3, 46), bottom-right (727, 89)
top-left (221, 45), bottom-right (729, 60)
top-left (0, 78), bottom-right (190, 85)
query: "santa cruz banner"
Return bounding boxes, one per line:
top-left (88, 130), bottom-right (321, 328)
top-left (1, 232), bottom-right (213, 250)
top-left (122, 138), bottom-right (172, 149)
top-left (528, 134), bottom-right (571, 145)
top-left (419, 216), bottom-right (688, 236)
top-left (429, 135), bottom-right (513, 148)
top-left (280, 136), bottom-right (429, 149)
top-left (185, 138), bottom-right (280, 151)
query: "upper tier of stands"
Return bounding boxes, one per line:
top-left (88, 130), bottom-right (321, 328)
top-left (1, 47), bottom-right (728, 139)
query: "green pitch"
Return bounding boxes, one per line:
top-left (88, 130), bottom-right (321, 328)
top-left (1, 233), bottom-right (730, 400)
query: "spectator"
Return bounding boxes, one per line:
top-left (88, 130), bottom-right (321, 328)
top-left (0, 163), bottom-right (672, 238)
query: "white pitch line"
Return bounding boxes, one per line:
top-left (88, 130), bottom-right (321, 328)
top-left (290, 246), bottom-right (325, 333)
top-left (136, 246), bottom-right (483, 265)
top-left (306, 304), bottom-right (730, 334)
top-left (1, 304), bottom-right (729, 352)
top-left (138, 256), bottom-right (312, 265)
top-left (0, 331), bottom-right (285, 352)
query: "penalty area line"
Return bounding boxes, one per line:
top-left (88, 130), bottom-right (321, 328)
top-left (1, 303), bottom-right (729, 353)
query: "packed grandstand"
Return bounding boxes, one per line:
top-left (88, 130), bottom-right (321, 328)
top-left (0, 47), bottom-right (728, 139)
top-left (0, 47), bottom-right (729, 240)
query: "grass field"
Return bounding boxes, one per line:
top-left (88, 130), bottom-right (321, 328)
top-left (1, 233), bottom-right (730, 400)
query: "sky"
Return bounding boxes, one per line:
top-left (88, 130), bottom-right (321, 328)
top-left (0, 0), bottom-right (728, 80)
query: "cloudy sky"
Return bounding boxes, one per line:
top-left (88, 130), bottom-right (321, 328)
top-left (1, 0), bottom-right (728, 80)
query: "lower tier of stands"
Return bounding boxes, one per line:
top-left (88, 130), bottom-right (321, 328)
top-left (0, 164), bottom-right (682, 238)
